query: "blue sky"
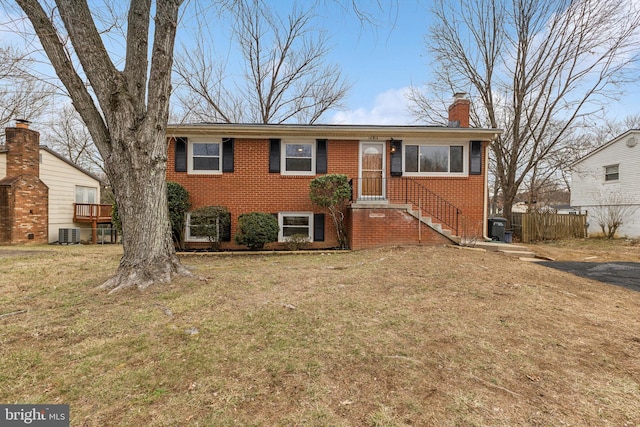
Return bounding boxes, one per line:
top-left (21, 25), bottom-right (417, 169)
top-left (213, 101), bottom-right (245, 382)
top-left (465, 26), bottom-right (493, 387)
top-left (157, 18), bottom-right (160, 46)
top-left (308, 1), bottom-right (433, 125)
top-left (175, 0), bottom-right (434, 125)
top-left (4, 1), bottom-right (637, 127)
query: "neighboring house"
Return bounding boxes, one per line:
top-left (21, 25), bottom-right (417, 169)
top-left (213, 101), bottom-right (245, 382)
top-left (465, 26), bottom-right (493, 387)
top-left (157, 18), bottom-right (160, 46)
top-left (0, 121), bottom-right (110, 244)
top-left (166, 94), bottom-right (502, 250)
top-left (571, 129), bottom-right (640, 238)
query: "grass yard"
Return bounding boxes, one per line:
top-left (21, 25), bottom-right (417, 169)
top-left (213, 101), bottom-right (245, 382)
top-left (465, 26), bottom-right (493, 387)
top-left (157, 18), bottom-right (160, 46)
top-left (1, 240), bottom-right (640, 426)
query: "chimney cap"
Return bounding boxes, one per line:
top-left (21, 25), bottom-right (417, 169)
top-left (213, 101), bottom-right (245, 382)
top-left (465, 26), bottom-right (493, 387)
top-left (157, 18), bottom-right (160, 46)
top-left (453, 92), bottom-right (467, 100)
top-left (15, 119), bottom-right (31, 129)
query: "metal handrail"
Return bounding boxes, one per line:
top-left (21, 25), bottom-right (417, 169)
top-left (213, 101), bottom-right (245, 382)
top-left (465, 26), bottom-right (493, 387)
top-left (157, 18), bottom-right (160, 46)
top-left (350, 177), bottom-right (460, 234)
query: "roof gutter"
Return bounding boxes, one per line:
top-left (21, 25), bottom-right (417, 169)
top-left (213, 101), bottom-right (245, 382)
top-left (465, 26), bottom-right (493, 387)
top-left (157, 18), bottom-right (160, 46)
top-left (166, 123), bottom-right (501, 141)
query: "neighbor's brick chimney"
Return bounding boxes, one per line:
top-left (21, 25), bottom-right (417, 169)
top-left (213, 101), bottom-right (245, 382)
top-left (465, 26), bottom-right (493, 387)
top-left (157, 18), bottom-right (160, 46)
top-left (5, 119), bottom-right (40, 177)
top-left (0, 119), bottom-right (49, 244)
top-left (448, 92), bottom-right (470, 128)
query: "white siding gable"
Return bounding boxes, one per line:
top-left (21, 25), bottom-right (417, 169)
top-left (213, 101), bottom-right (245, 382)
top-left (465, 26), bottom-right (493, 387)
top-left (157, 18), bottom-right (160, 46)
top-left (39, 149), bottom-right (101, 243)
top-left (571, 130), bottom-right (640, 237)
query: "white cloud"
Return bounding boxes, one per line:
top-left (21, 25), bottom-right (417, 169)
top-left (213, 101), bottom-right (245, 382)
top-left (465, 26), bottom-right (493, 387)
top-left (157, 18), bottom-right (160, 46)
top-left (330, 87), bottom-right (414, 125)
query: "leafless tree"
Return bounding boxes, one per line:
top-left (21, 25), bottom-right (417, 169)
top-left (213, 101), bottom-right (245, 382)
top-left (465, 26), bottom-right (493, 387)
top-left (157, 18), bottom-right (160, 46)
top-left (0, 44), bottom-right (51, 141)
top-left (409, 0), bottom-right (640, 225)
top-left (13, 0), bottom-right (193, 293)
top-left (9, 0), bottom-right (385, 293)
top-left (590, 190), bottom-right (638, 239)
top-left (45, 104), bottom-right (103, 173)
top-left (174, 0), bottom-right (350, 124)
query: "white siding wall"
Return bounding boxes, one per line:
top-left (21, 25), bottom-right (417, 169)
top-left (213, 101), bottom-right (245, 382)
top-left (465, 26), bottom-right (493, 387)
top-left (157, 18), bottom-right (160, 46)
top-left (39, 150), bottom-right (101, 243)
top-left (571, 132), bottom-right (640, 238)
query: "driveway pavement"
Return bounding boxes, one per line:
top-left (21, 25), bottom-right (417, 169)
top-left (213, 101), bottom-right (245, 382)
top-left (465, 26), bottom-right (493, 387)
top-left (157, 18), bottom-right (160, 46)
top-left (538, 261), bottom-right (640, 292)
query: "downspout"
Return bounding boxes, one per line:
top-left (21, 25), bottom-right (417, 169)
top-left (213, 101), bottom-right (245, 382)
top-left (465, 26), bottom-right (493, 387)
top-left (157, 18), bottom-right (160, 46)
top-left (483, 136), bottom-right (496, 241)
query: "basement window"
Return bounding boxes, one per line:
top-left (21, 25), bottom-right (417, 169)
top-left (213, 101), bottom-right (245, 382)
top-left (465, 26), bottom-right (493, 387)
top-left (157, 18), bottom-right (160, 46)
top-left (278, 212), bottom-right (313, 241)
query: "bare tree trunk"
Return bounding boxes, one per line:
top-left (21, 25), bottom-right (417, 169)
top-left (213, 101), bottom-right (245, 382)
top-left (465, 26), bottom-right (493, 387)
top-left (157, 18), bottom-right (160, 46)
top-left (100, 131), bottom-right (192, 291)
top-left (15, 0), bottom-right (193, 293)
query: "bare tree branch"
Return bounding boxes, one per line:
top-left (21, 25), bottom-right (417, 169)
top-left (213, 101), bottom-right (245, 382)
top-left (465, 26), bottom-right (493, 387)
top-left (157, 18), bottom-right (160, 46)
top-left (174, 0), bottom-right (351, 124)
top-left (411, 0), bottom-right (640, 222)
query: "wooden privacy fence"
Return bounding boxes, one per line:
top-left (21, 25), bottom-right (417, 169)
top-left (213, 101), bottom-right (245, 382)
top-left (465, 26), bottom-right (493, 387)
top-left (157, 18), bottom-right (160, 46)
top-left (511, 211), bottom-right (588, 243)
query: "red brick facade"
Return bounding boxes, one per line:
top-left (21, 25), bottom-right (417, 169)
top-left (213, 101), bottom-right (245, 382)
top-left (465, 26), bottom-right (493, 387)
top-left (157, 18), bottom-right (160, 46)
top-left (0, 123), bottom-right (49, 244)
top-left (166, 131), bottom-right (494, 250)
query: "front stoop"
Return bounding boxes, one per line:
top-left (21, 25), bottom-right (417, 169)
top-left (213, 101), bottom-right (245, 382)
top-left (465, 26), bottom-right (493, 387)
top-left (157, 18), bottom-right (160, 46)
top-left (349, 201), bottom-right (460, 248)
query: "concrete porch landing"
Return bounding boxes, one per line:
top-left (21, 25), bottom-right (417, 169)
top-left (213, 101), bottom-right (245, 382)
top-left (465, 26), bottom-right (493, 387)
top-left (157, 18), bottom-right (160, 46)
top-left (472, 241), bottom-right (541, 261)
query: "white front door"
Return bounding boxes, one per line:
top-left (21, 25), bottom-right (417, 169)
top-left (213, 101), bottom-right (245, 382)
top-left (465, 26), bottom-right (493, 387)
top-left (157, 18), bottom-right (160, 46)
top-left (359, 142), bottom-right (385, 199)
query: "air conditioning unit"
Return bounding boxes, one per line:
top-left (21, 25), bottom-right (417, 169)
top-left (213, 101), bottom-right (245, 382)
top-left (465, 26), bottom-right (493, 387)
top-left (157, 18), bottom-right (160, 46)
top-left (59, 228), bottom-right (80, 244)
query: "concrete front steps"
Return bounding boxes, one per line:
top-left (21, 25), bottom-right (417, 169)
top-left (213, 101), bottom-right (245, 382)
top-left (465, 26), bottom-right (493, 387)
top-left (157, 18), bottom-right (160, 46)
top-left (405, 205), bottom-right (460, 244)
top-left (473, 241), bottom-right (545, 261)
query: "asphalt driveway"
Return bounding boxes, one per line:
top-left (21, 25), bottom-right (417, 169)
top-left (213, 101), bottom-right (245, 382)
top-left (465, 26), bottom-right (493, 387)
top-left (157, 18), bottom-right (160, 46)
top-left (538, 261), bottom-right (640, 292)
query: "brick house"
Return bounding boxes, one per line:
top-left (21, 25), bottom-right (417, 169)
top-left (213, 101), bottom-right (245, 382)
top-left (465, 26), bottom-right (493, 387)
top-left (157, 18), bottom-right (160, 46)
top-left (0, 121), bottom-right (110, 244)
top-left (166, 94), bottom-right (501, 250)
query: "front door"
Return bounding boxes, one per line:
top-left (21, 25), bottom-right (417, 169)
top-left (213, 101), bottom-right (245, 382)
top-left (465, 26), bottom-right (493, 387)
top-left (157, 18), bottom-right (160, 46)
top-left (359, 142), bottom-right (385, 199)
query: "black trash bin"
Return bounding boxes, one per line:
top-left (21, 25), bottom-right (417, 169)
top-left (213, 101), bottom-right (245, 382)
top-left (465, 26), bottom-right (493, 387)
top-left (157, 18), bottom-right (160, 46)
top-left (488, 217), bottom-right (507, 241)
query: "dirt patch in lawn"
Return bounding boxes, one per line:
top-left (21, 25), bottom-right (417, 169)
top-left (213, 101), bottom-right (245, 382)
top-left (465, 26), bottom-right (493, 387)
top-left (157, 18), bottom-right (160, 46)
top-left (526, 238), bottom-right (640, 262)
top-left (0, 249), bottom-right (50, 258)
top-left (1, 242), bottom-right (640, 426)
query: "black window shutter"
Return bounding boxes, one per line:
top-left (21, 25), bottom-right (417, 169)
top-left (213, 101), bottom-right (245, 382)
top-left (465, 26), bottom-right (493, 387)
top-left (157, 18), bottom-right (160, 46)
top-left (221, 212), bottom-right (232, 241)
top-left (222, 137), bottom-right (234, 172)
top-left (470, 141), bottom-right (482, 175)
top-left (314, 213), bottom-right (325, 242)
top-left (390, 139), bottom-right (403, 176)
top-left (269, 139), bottom-right (281, 173)
top-left (175, 137), bottom-right (187, 172)
top-left (316, 139), bottom-right (327, 174)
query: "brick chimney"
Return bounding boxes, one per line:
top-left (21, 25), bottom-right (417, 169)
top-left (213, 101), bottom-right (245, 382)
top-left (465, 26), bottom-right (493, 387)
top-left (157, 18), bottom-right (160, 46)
top-left (5, 119), bottom-right (40, 177)
top-left (0, 120), bottom-right (49, 244)
top-left (448, 92), bottom-right (470, 128)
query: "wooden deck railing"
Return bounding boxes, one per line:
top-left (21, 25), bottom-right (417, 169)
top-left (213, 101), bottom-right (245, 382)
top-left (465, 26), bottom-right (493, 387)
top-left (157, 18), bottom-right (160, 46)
top-left (73, 203), bottom-right (113, 223)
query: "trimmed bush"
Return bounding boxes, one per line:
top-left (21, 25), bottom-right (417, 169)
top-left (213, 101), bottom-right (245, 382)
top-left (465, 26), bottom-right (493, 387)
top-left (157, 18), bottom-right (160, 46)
top-left (167, 182), bottom-right (191, 249)
top-left (234, 212), bottom-right (279, 250)
top-left (310, 174), bottom-right (351, 249)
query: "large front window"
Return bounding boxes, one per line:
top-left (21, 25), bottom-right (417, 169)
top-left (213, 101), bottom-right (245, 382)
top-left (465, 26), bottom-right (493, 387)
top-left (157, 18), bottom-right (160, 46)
top-left (278, 212), bottom-right (313, 241)
top-left (283, 142), bottom-right (314, 175)
top-left (189, 141), bottom-right (221, 174)
top-left (405, 144), bottom-right (464, 174)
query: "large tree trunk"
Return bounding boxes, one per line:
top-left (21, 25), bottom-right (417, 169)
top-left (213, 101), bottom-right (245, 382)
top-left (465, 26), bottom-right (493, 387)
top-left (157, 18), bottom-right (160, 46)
top-left (15, 0), bottom-right (192, 293)
top-left (99, 129), bottom-right (193, 293)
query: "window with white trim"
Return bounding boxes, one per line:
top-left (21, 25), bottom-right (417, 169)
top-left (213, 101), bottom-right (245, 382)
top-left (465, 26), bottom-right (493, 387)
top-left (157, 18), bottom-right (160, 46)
top-left (185, 212), bottom-right (225, 242)
top-left (282, 141), bottom-right (315, 175)
top-left (75, 186), bottom-right (97, 203)
top-left (604, 164), bottom-right (619, 181)
top-left (404, 144), bottom-right (464, 174)
top-left (278, 212), bottom-right (313, 241)
top-left (189, 141), bottom-right (221, 174)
